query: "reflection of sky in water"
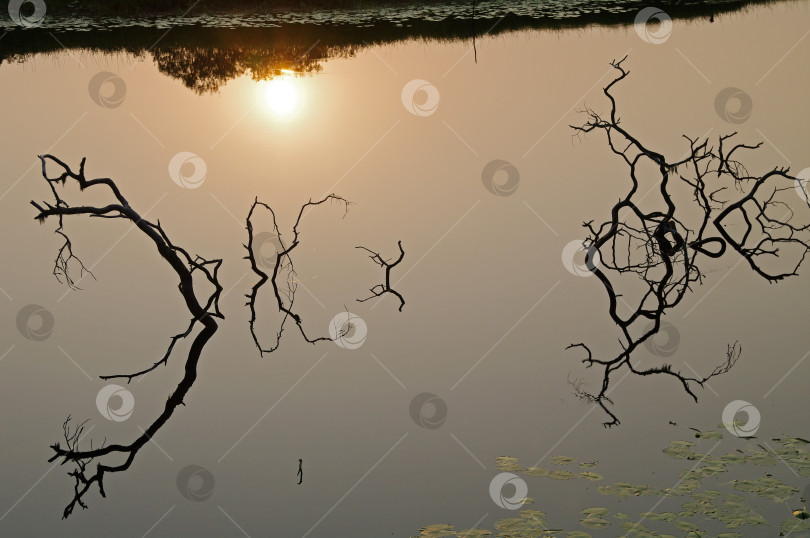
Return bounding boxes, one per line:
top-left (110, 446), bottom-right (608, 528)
top-left (0, 1), bottom-right (809, 536)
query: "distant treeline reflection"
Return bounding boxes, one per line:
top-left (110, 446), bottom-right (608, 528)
top-left (0, 0), bottom-right (787, 93)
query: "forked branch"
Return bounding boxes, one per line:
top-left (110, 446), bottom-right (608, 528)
top-left (33, 155), bottom-right (222, 517)
top-left (567, 57), bottom-right (809, 427)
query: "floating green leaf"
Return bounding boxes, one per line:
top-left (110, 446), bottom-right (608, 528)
top-left (663, 440), bottom-right (695, 459)
top-left (579, 471), bottom-right (603, 481)
top-left (524, 467), bottom-right (550, 477)
top-left (780, 517), bottom-right (810, 533)
top-left (732, 475), bottom-right (798, 502)
top-left (579, 517), bottom-right (608, 529)
top-left (455, 530), bottom-right (491, 538)
top-left (580, 507), bottom-right (610, 518)
top-left (548, 470), bottom-right (577, 480)
top-left (418, 523), bottom-right (456, 537)
top-left (496, 456), bottom-right (523, 472)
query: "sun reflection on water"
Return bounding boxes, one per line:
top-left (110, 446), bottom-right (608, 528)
top-left (260, 70), bottom-right (300, 118)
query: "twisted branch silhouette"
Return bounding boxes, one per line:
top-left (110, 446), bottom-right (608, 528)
top-left (356, 240), bottom-right (405, 311)
top-left (567, 57), bottom-right (809, 427)
top-left (244, 194), bottom-right (351, 355)
top-left (33, 155), bottom-right (223, 517)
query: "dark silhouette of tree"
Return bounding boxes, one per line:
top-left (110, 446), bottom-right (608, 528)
top-left (355, 241), bottom-right (405, 311)
top-left (567, 57), bottom-right (810, 427)
top-left (151, 45), bottom-right (338, 94)
top-left (32, 155), bottom-right (223, 518)
top-left (244, 195), bottom-right (351, 355)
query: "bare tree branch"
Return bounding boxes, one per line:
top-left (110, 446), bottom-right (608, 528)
top-left (567, 57), bottom-right (809, 427)
top-left (33, 155), bottom-right (222, 517)
top-left (355, 240), bottom-right (405, 311)
top-left (244, 194), bottom-right (351, 355)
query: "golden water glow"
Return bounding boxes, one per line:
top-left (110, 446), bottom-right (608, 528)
top-left (261, 75), bottom-right (300, 117)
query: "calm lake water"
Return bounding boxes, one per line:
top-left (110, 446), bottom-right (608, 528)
top-left (1, 1), bottom-right (810, 536)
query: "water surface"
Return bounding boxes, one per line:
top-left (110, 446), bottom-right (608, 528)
top-left (1, 1), bottom-right (809, 536)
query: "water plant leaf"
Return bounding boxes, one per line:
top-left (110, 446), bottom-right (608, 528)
top-left (496, 456), bottom-right (524, 472)
top-left (548, 470), bottom-right (577, 480)
top-left (579, 517), bottom-right (608, 529)
top-left (579, 471), bottom-right (603, 481)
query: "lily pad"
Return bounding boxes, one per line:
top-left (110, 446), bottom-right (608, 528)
top-left (524, 467), bottom-right (550, 477)
top-left (579, 517), bottom-right (609, 529)
top-left (580, 507), bottom-right (610, 518)
top-left (579, 471), bottom-right (603, 481)
top-left (548, 470), bottom-right (577, 480)
top-left (496, 456), bottom-right (523, 472)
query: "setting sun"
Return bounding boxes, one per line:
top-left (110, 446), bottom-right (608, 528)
top-left (261, 76), bottom-right (299, 116)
